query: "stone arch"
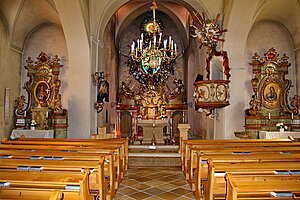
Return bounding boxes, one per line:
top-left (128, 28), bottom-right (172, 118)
top-left (96, 0), bottom-right (210, 43)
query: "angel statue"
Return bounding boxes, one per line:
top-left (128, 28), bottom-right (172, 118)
top-left (92, 71), bottom-right (110, 112)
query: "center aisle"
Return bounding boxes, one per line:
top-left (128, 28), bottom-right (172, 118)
top-left (113, 167), bottom-right (196, 200)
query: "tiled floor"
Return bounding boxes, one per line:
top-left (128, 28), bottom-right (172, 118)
top-left (113, 167), bottom-right (196, 200)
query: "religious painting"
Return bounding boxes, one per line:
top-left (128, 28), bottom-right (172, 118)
top-left (34, 80), bottom-right (51, 105)
top-left (262, 82), bottom-right (280, 108)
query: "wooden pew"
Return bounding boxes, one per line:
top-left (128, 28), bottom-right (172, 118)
top-left (2, 137), bottom-right (128, 175)
top-left (0, 148), bottom-right (116, 196)
top-left (192, 151), bottom-right (300, 199)
top-left (181, 138), bottom-right (294, 170)
top-left (187, 145), bottom-right (300, 180)
top-left (18, 136), bottom-right (129, 171)
top-left (0, 166), bottom-right (94, 200)
top-left (1, 189), bottom-right (63, 200)
top-left (206, 160), bottom-right (300, 200)
top-left (0, 146), bottom-right (118, 200)
top-left (0, 140), bottom-right (125, 187)
top-left (0, 157), bottom-right (109, 200)
top-left (183, 140), bottom-right (300, 178)
top-left (225, 173), bottom-right (300, 200)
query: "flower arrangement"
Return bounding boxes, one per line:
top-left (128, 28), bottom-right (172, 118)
top-left (30, 120), bottom-right (38, 130)
top-left (276, 122), bottom-right (288, 131)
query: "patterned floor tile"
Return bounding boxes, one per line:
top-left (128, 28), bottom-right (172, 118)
top-left (114, 167), bottom-right (195, 200)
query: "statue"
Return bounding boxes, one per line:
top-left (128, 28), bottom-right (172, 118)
top-left (15, 95), bottom-right (26, 116)
top-left (92, 71), bottom-right (110, 112)
top-left (245, 95), bottom-right (262, 116)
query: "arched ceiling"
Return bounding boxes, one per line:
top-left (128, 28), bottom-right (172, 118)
top-left (253, 0), bottom-right (300, 47)
top-left (0, 0), bottom-right (60, 52)
top-left (115, 1), bottom-right (191, 50)
top-left (0, 0), bottom-right (299, 52)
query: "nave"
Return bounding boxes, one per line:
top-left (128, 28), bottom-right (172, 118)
top-left (113, 167), bottom-right (195, 200)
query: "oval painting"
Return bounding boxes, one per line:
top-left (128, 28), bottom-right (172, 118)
top-left (34, 81), bottom-right (51, 104)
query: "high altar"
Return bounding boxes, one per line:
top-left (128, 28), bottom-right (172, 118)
top-left (115, 2), bottom-right (187, 144)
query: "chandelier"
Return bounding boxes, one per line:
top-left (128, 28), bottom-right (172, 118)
top-left (128, 1), bottom-right (179, 86)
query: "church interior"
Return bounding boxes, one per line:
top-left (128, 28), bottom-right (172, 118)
top-left (0, 0), bottom-right (300, 199)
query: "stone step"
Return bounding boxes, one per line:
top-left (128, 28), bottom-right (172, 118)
top-left (128, 145), bottom-right (181, 167)
top-left (129, 156), bottom-right (181, 167)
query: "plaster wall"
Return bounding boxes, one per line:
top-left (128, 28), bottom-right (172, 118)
top-left (54, 0), bottom-right (91, 138)
top-left (245, 21), bottom-right (296, 108)
top-left (223, 0), bottom-right (260, 139)
top-left (0, 20), bottom-right (22, 140)
top-left (22, 24), bottom-right (69, 111)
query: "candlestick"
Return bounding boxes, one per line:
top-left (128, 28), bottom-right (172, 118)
top-left (268, 113), bottom-right (271, 120)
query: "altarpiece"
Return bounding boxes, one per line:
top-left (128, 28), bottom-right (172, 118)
top-left (14, 52), bottom-right (68, 138)
top-left (238, 48), bottom-right (300, 138)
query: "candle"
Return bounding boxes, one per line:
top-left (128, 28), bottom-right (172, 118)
top-left (24, 111), bottom-right (26, 118)
top-left (137, 39), bottom-right (140, 49)
top-left (268, 113), bottom-right (271, 120)
top-left (154, 36), bottom-right (156, 47)
top-left (169, 36), bottom-right (172, 45)
top-left (141, 33), bottom-right (143, 42)
top-left (174, 43), bottom-right (177, 52)
top-left (149, 40), bottom-right (151, 49)
top-left (159, 33), bottom-right (162, 42)
top-left (292, 113), bottom-right (294, 120)
top-left (164, 40), bottom-right (167, 48)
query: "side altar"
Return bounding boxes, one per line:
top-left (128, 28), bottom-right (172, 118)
top-left (14, 52), bottom-right (68, 138)
top-left (235, 48), bottom-right (300, 139)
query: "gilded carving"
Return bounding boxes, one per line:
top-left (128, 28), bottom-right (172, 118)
top-left (14, 52), bottom-right (67, 132)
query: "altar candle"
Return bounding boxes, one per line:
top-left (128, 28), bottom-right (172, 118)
top-left (141, 33), bottom-right (143, 42)
top-left (159, 33), bottom-right (162, 42)
top-left (292, 113), bottom-right (294, 120)
top-left (174, 43), bottom-right (177, 52)
top-left (24, 111), bottom-right (26, 118)
top-left (169, 36), bottom-right (172, 45)
top-left (268, 113), bottom-right (271, 120)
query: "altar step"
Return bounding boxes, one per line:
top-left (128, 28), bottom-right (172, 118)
top-left (128, 145), bottom-right (181, 167)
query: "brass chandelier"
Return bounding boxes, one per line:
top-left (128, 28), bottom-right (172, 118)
top-left (128, 1), bottom-right (179, 86)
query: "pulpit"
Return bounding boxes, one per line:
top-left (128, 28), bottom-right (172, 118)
top-left (138, 119), bottom-right (168, 144)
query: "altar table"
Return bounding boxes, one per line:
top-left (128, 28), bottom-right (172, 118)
top-left (10, 129), bottom-right (54, 139)
top-left (138, 119), bottom-right (168, 144)
top-left (259, 131), bottom-right (300, 139)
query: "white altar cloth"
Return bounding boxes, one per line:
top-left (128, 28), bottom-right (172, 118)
top-left (10, 129), bottom-right (54, 139)
top-left (259, 131), bottom-right (300, 139)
